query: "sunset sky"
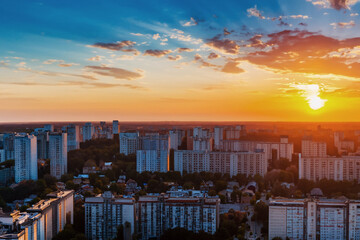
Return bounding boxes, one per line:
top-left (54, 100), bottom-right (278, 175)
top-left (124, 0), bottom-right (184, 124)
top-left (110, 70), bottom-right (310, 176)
top-left (1, 0), bottom-right (360, 122)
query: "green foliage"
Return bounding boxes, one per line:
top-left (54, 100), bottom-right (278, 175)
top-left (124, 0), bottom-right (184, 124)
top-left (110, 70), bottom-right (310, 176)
top-left (0, 159), bottom-right (14, 168)
top-left (160, 228), bottom-right (214, 240)
top-left (52, 224), bottom-right (86, 240)
top-left (73, 200), bottom-right (85, 233)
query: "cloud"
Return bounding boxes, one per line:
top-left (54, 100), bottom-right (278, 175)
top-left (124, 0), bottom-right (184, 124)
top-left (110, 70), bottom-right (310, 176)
top-left (247, 5), bottom-right (265, 19)
top-left (85, 66), bottom-right (143, 80)
top-left (205, 36), bottom-right (240, 54)
top-left (289, 15), bottom-right (310, 19)
top-left (224, 28), bottom-right (234, 35)
top-left (221, 61), bottom-right (245, 74)
top-left (43, 59), bottom-right (77, 67)
top-left (15, 66), bottom-right (98, 81)
top-left (88, 55), bottom-right (104, 61)
top-left (58, 63), bottom-right (75, 67)
top-left (193, 54), bottom-right (221, 69)
top-left (181, 17), bottom-right (198, 27)
top-left (2, 80), bottom-right (146, 90)
top-left (350, 13), bottom-right (359, 16)
top-left (243, 30), bottom-right (360, 78)
top-left (306, 0), bottom-right (359, 10)
top-left (330, 20), bottom-right (355, 29)
top-left (328, 0), bottom-right (359, 9)
top-left (143, 49), bottom-right (172, 57)
top-left (208, 52), bottom-right (220, 59)
top-left (131, 33), bottom-right (144, 36)
top-left (0, 61), bottom-right (9, 67)
top-left (177, 47), bottom-right (194, 53)
top-left (153, 33), bottom-right (160, 40)
top-left (89, 41), bottom-right (140, 55)
top-left (167, 55), bottom-right (182, 61)
top-left (247, 34), bottom-right (267, 49)
top-left (169, 29), bottom-right (203, 44)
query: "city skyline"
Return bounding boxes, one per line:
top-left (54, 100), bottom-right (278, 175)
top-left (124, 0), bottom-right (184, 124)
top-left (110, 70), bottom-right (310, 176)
top-left (1, 0), bottom-right (360, 122)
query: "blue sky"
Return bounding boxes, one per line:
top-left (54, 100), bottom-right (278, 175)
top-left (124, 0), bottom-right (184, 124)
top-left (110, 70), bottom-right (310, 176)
top-left (0, 0), bottom-right (360, 122)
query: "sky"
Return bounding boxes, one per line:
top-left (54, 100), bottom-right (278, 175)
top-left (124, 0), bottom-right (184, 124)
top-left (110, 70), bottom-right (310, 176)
top-left (1, 0), bottom-right (360, 122)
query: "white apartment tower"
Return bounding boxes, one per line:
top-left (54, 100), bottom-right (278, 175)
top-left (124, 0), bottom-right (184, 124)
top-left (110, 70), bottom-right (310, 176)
top-left (49, 132), bottom-right (68, 179)
top-left (136, 134), bottom-right (170, 173)
top-left (14, 134), bottom-right (38, 183)
top-left (301, 137), bottom-right (327, 157)
top-left (269, 198), bottom-right (359, 240)
top-left (174, 150), bottom-right (267, 177)
top-left (136, 150), bottom-right (169, 173)
top-left (119, 132), bottom-right (140, 155)
top-left (299, 156), bottom-right (360, 181)
top-left (137, 191), bottom-right (220, 240)
top-left (66, 124), bottom-right (80, 151)
top-left (85, 192), bottom-right (136, 240)
top-left (82, 122), bottom-right (94, 142)
top-left (112, 120), bottom-right (120, 135)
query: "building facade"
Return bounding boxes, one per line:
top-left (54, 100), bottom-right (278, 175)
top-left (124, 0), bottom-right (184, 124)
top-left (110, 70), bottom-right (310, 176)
top-left (299, 156), bottom-right (360, 181)
top-left (119, 132), bottom-right (140, 156)
top-left (301, 138), bottom-right (327, 157)
top-left (174, 150), bottom-right (267, 177)
top-left (136, 150), bottom-right (169, 173)
top-left (85, 192), bottom-right (135, 240)
top-left (112, 120), bottom-right (120, 135)
top-left (66, 124), bottom-right (80, 151)
top-left (137, 190), bottom-right (220, 240)
top-left (269, 198), bottom-right (360, 240)
top-left (82, 122), bottom-right (94, 142)
top-left (0, 191), bottom-right (74, 240)
top-left (14, 134), bottom-right (37, 183)
top-left (49, 132), bottom-right (68, 179)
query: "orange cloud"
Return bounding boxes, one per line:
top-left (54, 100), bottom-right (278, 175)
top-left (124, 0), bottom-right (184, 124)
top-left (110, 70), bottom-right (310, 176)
top-left (206, 36), bottom-right (240, 54)
top-left (143, 49), bottom-right (172, 57)
top-left (244, 30), bottom-right (360, 78)
top-left (90, 41), bottom-right (140, 55)
top-left (221, 61), bottom-right (244, 74)
top-left (85, 66), bottom-right (143, 80)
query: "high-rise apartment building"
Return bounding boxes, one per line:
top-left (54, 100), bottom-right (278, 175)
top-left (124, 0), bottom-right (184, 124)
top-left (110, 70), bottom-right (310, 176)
top-left (219, 136), bottom-right (293, 161)
top-left (137, 190), bottom-right (220, 240)
top-left (136, 150), bottom-right (169, 173)
top-left (112, 120), bottom-right (120, 135)
top-left (0, 190), bottom-right (74, 240)
top-left (85, 192), bottom-right (136, 240)
top-left (82, 122), bottom-right (94, 142)
top-left (301, 137), bottom-right (327, 157)
top-left (192, 127), bottom-right (213, 151)
top-left (269, 198), bottom-right (360, 240)
top-left (214, 125), bottom-right (246, 150)
top-left (136, 134), bottom-right (170, 173)
top-left (66, 124), bottom-right (80, 151)
top-left (299, 156), bottom-right (360, 181)
top-left (0, 133), bottom-right (15, 161)
top-left (14, 134), bottom-right (37, 183)
top-left (49, 132), bottom-right (67, 179)
top-left (119, 132), bottom-right (140, 155)
top-left (34, 131), bottom-right (49, 160)
top-left (168, 130), bottom-right (185, 150)
top-left (174, 150), bottom-right (267, 177)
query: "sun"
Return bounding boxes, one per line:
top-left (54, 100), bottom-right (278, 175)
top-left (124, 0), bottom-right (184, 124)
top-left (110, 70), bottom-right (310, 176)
top-left (308, 96), bottom-right (326, 110)
top-left (291, 83), bottom-right (327, 111)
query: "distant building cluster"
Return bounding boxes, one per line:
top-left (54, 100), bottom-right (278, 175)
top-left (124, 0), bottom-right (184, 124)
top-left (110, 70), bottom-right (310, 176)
top-left (0, 121), bottom-right (121, 184)
top-left (85, 189), bottom-right (220, 240)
